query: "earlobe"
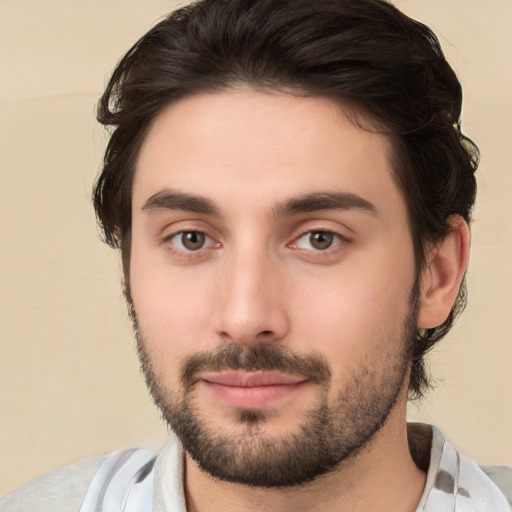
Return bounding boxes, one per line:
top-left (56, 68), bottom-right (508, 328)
top-left (417, 215), bottom-right (470, 329)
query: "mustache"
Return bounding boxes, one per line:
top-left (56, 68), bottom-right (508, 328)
top-left (181, 342), bottom-right (331, 389)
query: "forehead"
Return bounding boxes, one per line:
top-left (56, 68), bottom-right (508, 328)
top-left (132, 90), bottom-right (405, 221)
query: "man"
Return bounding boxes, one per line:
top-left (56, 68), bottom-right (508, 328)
top-left (1, 0), bottom-right (510, 510)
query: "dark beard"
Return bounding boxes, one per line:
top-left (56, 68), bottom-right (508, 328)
top-left (131, 294), bottom-right (417, 488)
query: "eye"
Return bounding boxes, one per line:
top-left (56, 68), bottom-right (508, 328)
top-left (169, 231), bottom-right (214, 251)
top-left (294, 230), bottom-right (342, 251)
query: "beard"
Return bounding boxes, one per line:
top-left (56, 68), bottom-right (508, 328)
top-left (129, 287), bottom-right (418, 488)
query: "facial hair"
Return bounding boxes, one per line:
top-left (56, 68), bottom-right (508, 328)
top-left (130, 290), bottom-right (418, 488)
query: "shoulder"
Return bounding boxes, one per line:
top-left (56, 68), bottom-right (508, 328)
top-left (480, 464), bottom-right (512, 508)
top-left (0, 454), bottom-right (108, 512)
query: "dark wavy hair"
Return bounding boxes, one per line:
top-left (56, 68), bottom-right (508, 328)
top-left (93, 0), bottom-right (478, 399)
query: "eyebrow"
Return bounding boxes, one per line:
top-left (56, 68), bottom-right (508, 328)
top-left (142, 189), bottom-right (221, 216)
top-left (271, 192), bottom-right (378, 217)
top-left (141, 189), bottom-right (377, 218)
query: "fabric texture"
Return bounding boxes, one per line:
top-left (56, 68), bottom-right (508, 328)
top-left (0, 454), bottom-right (107, 512)
top-left (413, 425), bottom-right (511, 511)
top-left (1, 424), bottom-right (510, 511)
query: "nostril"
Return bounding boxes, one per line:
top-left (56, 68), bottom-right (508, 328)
top-left (260, 330), bottom-right (273, 336)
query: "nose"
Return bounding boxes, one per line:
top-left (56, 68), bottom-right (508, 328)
top-left (215, 249), bottom-right (290, 346)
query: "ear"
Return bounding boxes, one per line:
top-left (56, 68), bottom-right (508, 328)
top-left (417, 215), bottom-right (470, 329)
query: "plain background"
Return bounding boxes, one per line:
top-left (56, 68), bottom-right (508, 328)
top-left (1, 0), bottom-right (511, 497)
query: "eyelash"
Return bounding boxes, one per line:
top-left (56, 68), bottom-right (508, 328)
top-left (163, 226), bottom-right (347, 260)
top-left (163, 230), bottom-right (219, 259)
top-left (289, 229), bottom-right (346, 252)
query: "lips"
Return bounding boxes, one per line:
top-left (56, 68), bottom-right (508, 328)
top-left (200, 371), bottom-right (306, 387)
top-left (198, 371), bottom-right (308, 409)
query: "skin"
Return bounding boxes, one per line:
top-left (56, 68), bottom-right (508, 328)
top-left (129, 89), bottom-right (469, 512)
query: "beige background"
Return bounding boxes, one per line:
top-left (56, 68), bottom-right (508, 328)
top-left (0, 0), bottom-right (511, 497)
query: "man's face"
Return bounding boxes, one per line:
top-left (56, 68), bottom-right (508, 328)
top-left (129, 90), bottom-right (418, 486)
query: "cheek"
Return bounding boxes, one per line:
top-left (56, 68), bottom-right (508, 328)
top-left (301, 268), bottom-right (411, 328)
top-left (129, 247), bottom-right (219, 367)
top-left (291, 256), bottom-right (414, 371)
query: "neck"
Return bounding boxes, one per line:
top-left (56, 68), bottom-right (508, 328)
top-left (184, 394), bottom-right (426, 512)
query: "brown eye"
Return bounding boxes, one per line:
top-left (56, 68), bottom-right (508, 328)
top-left (294, 230), bottom-right (341, 251)
top-left (309, 231), bottom-right (334, 250)
top-left (171, 231), bottom-right (212, 252)
top-left (181, 231), bottom-right (205, 250)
